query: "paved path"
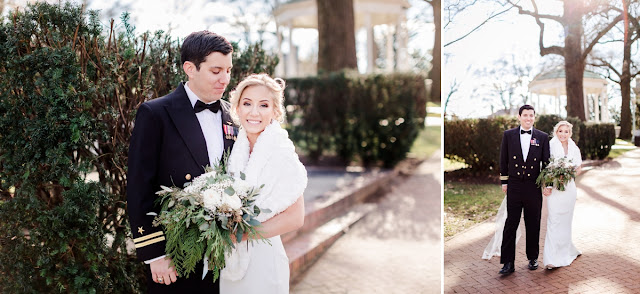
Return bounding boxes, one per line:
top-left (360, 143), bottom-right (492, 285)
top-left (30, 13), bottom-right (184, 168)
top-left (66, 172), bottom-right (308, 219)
top-left (445, 148), bottom-right (640, 293)
top-left (292, 152), bottom-right (442, 294)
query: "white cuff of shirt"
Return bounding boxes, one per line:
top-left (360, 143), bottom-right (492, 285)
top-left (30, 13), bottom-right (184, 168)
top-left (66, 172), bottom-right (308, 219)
top-left (144, 255), bottom-right (166, 264)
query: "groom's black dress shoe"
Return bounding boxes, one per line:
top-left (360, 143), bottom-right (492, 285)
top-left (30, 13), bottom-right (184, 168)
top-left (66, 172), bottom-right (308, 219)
top-left (528, 259), bottom-right (538, 270)
top-left (499, 262), bottom-right (515, 275)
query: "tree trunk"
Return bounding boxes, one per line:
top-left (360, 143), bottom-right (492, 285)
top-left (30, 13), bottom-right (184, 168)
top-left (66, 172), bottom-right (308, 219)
top-left (563, 1), bottom-right (586, 120)
top-left (429, 0), bottom-right (441, 103)
top-left (619, 2), bottom-right (632, 140)
top-left (316, 0), bottom-right (358, 73)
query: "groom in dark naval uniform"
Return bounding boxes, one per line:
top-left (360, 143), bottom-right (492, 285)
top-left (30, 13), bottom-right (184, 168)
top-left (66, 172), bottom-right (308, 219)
top-left (499, 105), bottom-right (551, 275)
top-left (127, 31), bottom-right (237, 292)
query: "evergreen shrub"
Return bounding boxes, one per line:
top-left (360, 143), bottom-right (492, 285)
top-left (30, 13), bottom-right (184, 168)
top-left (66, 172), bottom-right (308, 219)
top-left (284, 71), bottom-right (427, 167)
top-left (0, 2), bottom-right (276, 292)
top-left (445, 115), bottom-right (616, 174)
top-left (578, 123), bottom-right (616, 160)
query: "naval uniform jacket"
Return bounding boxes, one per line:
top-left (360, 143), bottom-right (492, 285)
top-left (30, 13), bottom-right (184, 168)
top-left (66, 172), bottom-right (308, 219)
top-left (500, 127), bottom-right (550, 185)
top-left (127, 83), bottom-right (237, 262)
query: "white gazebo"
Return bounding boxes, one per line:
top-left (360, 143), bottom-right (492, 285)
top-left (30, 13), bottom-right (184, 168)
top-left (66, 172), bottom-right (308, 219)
top-left (528, 68), bottom-right (610, 122)
top-left (272, 0), bottom-right (411, 77)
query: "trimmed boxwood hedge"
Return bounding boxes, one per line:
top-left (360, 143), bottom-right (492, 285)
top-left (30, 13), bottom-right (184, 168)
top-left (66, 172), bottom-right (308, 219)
top-left (445, 114), bottom-right (616, 174)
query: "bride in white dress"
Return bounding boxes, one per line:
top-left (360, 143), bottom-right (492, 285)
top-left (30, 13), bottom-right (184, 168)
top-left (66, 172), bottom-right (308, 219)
top-left (543, 121), bottom-right (581, 269)
top-left (220, 74), bottom-right (307, 293)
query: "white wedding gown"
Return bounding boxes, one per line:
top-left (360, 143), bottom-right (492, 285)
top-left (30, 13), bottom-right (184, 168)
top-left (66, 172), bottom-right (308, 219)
top-left (543, 137), bottom-right (581, 268)
top-left (220, 122), bottom-right (307, 293)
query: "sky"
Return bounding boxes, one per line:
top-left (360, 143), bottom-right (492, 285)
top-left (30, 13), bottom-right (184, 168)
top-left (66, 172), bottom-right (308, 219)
top-left (443, 1), bottom-right (638, 119)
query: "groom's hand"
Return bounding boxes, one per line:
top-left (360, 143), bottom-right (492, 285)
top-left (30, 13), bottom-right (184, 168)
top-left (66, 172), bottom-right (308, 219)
top-left (501, 184), bottom-right (507, 194)
top-left (543, 187), bottom-right (552, 196)
top-left (150, 257), bottom-right (178, 285)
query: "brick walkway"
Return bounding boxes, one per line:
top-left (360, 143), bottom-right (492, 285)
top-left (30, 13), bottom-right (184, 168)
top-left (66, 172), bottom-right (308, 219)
top-left (292, 152), bottom-right (442, 294)
top-left (444, 148), bottom-right (640, 293)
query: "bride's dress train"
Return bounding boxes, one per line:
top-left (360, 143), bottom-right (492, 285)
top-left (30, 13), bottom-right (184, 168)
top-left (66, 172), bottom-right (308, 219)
top-left (482, 196), bottom-right (522, 260)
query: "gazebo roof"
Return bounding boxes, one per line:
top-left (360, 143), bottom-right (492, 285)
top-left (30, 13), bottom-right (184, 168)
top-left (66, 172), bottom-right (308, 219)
top-left (273, 0), bottom-right (410, 29)
top-left (534, 68), bottom-right (603, 81)
top-left (529, 68), bottom-right (607, 96)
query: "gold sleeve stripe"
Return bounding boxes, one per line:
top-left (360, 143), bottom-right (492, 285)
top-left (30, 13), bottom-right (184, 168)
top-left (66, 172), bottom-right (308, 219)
top-left (500, 176), bottom-right (508, 180)
top-left (133, 231), bottom-right (164, 243)
top-left (134, 236), bottom-right (166, 248)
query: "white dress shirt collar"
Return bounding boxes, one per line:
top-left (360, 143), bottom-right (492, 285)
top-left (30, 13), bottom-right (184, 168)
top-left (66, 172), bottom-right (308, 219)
top-left (184, 82), bottom-right (220, 108)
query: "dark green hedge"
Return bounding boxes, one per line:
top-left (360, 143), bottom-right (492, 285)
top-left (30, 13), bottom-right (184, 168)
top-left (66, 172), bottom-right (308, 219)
top-left (444, 116), bottom-right (519, 173)
top-left (445, 114), bottom-right (616, 173)
top-left (0, 2), bottom-right (276, 293)
top-left (284, 71), bottom-right (427, 167)
top-left (578, 123), bottom-right (616, 160)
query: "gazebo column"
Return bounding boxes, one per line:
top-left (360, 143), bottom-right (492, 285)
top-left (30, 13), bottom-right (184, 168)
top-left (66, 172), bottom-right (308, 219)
top-left (556, 88), bottom-right (561, 115)
top-left (275, 24), bottom-right (284, 77)
top-left (584, 88), bottom-right (589, 121)
top-left (365, 13), bottom-right (374, 73)
top-left (286, 24), bottom-right (297, 77)
top-left (601, 87), bottom-right (609, 122)
top-left (385, 26), bottom-right (395, 72)
top-left (594, 93), bottom-right (600, 123)
top-left (396, 14), bottom-right (409, 71)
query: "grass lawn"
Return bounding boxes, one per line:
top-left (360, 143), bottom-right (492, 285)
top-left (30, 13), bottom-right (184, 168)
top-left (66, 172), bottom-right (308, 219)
top-left (408, 125), bottom-right (441, 159)
top-left (444, 182), bottom-right (503, 239)
top-left (608, 139), bottom-right (637, 159)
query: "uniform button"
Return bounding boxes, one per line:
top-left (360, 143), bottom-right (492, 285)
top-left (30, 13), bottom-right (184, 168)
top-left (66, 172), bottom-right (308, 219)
top-left (523, 166), bottom-right (526, 169)
top-left (514, 156), bottom-right (517, 159)
top-left (534, 158), bottom-right (537, 161)
top-left (528, 174), bottom-right (531, 177)
top-left (515, 164), bottom-right (518, 167)
top-left (185, 174), bottom-right (192, 180)
top-left (531, 166), bottom-right (534, 169)
top-left (517, 172), bottom-right (520, 175)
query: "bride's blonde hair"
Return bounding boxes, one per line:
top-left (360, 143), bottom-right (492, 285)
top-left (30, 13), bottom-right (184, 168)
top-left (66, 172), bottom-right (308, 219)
top-left (552, 121), bottom-right (573, 138)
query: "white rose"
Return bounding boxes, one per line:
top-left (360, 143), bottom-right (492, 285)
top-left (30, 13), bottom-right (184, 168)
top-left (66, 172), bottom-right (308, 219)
top-left (232, 179), bottom-right (252, 197)
top-left (202, 188), bottom-right (222, 211)
top-left (223, 194), bottom-right (243, 210)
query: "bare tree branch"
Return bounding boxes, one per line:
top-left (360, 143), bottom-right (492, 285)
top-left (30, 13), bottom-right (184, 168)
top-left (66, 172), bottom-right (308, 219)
top-left (443, 4), bottom-right (513, 47)
top-left (506, 0), bottom-right (564, 22)
top-left (582, 14), bottom-right (624, 60)
top-left (444, 0), bottom-right (481, 29)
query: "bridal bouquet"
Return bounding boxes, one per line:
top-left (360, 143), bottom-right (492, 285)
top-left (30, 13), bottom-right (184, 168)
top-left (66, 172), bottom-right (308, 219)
top-left (535, 157), bottom-right (577, 191)
top-left (150, 160), bottom-right (269, 282)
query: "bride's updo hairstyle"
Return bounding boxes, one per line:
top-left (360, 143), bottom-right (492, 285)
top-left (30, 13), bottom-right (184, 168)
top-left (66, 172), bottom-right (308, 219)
top-left (229, 73), bottom-right (286, 124)
top-left (552, 120), bottom-right (573, 137)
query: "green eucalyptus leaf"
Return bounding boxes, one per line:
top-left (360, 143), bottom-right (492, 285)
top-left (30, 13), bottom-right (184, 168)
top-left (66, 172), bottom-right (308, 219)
top-left (224, 187), bottom-right (235, 196)
top-left (235, 228), bottom-right (244, 244)
top-left (220, 216), bottom-right (228, 229)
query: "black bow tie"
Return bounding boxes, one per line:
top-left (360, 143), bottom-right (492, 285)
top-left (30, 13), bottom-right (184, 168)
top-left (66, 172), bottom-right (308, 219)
top-left (194, 100), bottom-right (220, 113)
top-left (521, 129), bottom-right (532, 135)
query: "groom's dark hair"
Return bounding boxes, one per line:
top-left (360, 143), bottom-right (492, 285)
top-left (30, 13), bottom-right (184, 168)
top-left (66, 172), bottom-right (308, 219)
top-left (519, 104), bottom-right (535, 115)
top-left (181, 31), bottom-right (233, 70)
